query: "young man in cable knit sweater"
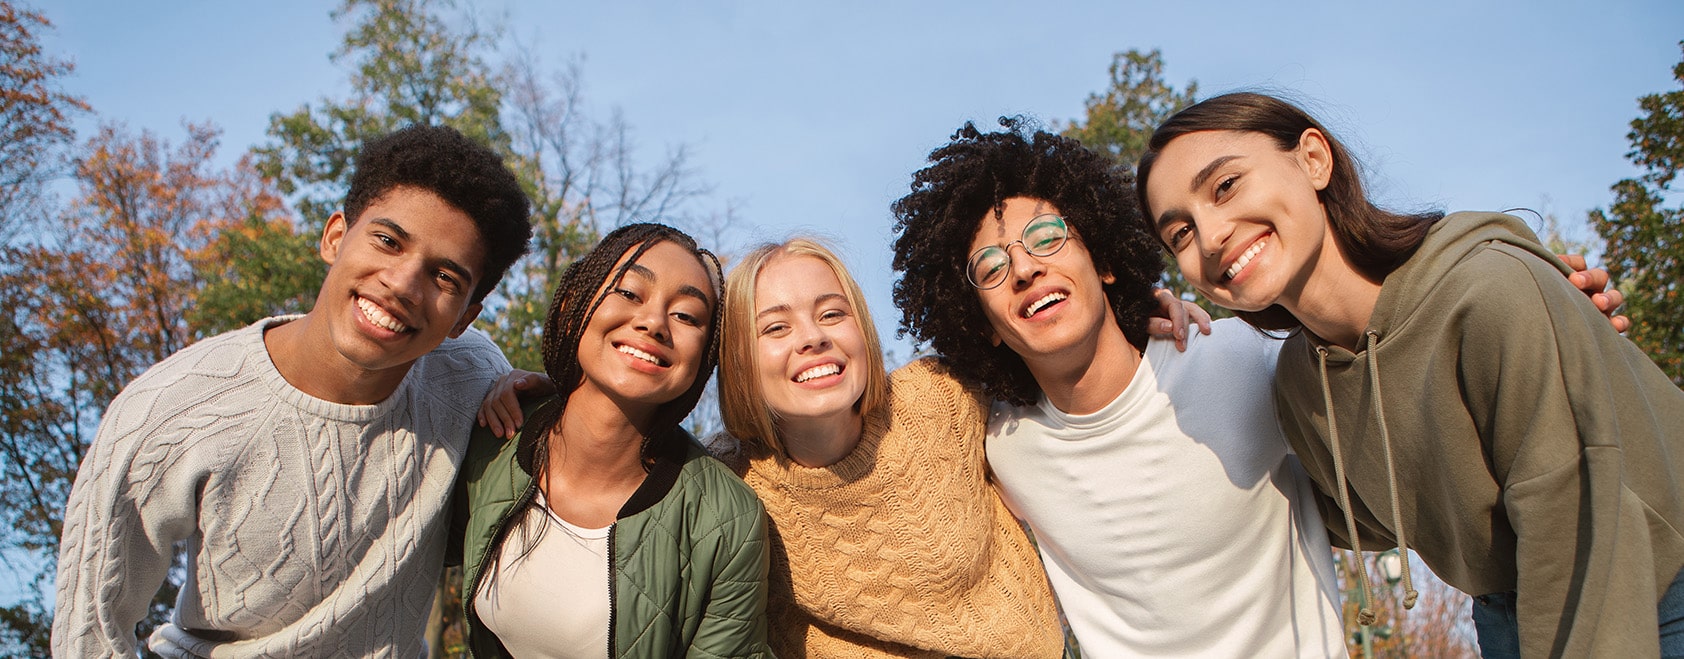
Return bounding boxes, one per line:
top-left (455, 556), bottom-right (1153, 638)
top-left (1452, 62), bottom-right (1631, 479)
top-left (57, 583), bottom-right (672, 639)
top-left (52, 125), bottom-right (532, 658)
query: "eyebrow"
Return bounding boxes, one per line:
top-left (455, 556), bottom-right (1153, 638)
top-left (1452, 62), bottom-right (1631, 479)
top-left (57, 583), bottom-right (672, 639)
top-left (624, 263), bottom-right (715, 308)
top-left (755, 292), bottom-right (849, 321)
top-left (1189, 155), bottom-right (1241, 193)
top-left (371, 218), bottom-right (476, 283)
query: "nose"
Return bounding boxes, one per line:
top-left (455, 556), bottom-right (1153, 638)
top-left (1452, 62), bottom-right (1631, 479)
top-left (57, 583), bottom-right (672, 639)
top-left (1192, 212), bottom-right (1235, 259)
top-left (795, 318), bottom-right (831, 354)
top-left (381, 257), bottom-right (430, 307)
top-left (1005, 242), bottom-right (1045, 289)
top-left (634, 305), bottom-right (671, 344)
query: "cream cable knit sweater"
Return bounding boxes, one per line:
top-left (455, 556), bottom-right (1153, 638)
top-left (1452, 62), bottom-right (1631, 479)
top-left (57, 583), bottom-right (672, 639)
top-left (53, 317), bottom-right (509, 658)
top-left (732, 358), bottom-right (1063, 659)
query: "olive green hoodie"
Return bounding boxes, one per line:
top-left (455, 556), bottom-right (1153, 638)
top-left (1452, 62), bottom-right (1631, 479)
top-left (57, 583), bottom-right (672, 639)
top-left (1273, 212), bottom-right (1684, 657)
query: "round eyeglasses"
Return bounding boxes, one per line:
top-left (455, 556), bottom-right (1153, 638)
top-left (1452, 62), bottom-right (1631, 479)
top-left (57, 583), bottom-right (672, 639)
top-left (966, 214), bottom-right (1069, 290)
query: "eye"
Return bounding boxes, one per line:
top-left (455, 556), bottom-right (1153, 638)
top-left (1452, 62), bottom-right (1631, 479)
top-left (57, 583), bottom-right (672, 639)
top-left (819, 308), bottom-right (848, 323)
top-left (374, 232), bottom-right (399, 250)
top-left (1214, 174), bottom-right (1239, 198)
top-left (1166, 224), bottom-right (1193, 250)
top-left (436, 271), bottom-right (462, 292)
top-left (760, 322), bottom-right (790, 337)
top-left (614, 287), bottom-right (641, 303)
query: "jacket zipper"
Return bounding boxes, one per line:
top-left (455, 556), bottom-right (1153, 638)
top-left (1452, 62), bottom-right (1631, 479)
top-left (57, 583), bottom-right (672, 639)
top-left (606, 523), bottom-right (617, 657)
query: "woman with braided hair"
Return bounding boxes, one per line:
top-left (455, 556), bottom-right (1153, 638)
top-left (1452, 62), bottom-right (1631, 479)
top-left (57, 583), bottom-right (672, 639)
top-left (457, 223), bottom-right (771, 658)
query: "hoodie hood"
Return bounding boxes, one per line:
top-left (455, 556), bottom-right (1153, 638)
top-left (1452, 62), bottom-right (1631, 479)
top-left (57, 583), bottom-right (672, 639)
top-left (1363, 212), bottom-right (1565, 347)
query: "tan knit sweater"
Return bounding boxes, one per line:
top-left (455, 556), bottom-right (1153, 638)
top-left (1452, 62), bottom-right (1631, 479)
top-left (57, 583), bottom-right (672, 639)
top-left (735, 358), bottom-right (1062, 659)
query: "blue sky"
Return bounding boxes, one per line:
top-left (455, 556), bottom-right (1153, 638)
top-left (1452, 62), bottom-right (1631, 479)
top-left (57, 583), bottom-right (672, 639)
top-left (40, 0), bottom-right (1684, 357)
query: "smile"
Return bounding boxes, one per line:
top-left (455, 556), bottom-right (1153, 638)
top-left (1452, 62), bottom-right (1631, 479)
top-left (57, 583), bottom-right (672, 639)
top-left (357, 296), bottom-right (411, 333)
top-left (1225, 237), bottom-right (1268, 281)
top-left (1024, 292), bottom-right (1067, 318)
top-left (617, 344), bottom-right (669, 367)
top-left (795, 363), bottom-right (841, 383)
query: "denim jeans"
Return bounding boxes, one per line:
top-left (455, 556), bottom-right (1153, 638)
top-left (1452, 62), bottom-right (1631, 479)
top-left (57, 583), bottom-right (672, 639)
top-left (1473, 566), bottom-right (1684, 658)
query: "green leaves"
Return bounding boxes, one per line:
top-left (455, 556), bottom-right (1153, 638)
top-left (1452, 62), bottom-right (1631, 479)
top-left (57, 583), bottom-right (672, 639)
top-left (1592, 41), bottom-right (1684, 387)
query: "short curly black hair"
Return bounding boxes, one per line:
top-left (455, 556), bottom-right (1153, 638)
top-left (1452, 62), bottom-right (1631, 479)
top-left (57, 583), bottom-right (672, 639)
top-left (891, 118), bottom-right (1163, 406)
top-left (344, 124), bottom-right (532, 303)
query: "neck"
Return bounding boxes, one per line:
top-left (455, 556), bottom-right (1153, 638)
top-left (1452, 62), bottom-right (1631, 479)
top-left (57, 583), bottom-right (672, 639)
top-left (546, 386), bottom-right (656, 488)
top-left (263, 315), bottom-right (409, 405)
top-left (1026, 318), bottom-right (1142, 415)
top-left (1283, 241), bottom-right (1384, 351)
top-left (778, 410), bottom-right (864, 468)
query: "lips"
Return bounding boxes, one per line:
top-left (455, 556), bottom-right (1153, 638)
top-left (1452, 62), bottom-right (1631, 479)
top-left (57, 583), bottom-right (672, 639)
top-left (616, 343), bottom-right (670, 367)
top-left (1021, 291), bottom-right (1068, 318)
top-left (356, 296), bottom-right (412, 333)
top-left (1223, 235), bottom-right (1269, 282)
top-left (795, 362), bottom-right (842, 383)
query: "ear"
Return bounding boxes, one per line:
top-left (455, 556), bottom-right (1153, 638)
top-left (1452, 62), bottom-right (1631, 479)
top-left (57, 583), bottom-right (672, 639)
top-left (1297, 128), bottom-right (1334, 191)
top-left (989, 328), bottom-right (1002, 348)
top-left (320, 211), bottom-right (349, 265)
top-left (1100, 271), bottom-right (1117, 285)
top-left (448, 302), bottom-right (484, 338)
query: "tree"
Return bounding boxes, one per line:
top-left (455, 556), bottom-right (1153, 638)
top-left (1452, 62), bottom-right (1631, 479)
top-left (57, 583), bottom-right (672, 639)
top-left (1590, 41), bottom-right (1684, 387)
top-left (0, 1), bottom-right (89, 241)
top-left (1062, 49), bottom-right (1215, 312)
top-left (0, 122), bottom-right (260, 655)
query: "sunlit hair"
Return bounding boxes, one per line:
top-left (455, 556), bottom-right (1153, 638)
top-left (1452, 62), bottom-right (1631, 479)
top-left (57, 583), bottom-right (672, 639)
top-left (481, 223), bottom-right (723, 586)
top-left (1135, 92), bottom-right (1443, 331)
top-left (892, 117), bottom-right (1163, 406)
top-left (718, 238), bottom-right (889, 459)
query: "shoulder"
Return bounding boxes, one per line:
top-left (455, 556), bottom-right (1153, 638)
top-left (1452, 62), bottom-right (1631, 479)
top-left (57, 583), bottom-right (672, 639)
top-left (890, 357), bottom-right (985, 412)
top-left (678, 441), bottom-right (762, 512)
top-left (99, 323), bottom-right (273, 441)
top-left (413, 326), bottom-right (510, 383)
top-left (1152, 317), bottom-right (1281, 383)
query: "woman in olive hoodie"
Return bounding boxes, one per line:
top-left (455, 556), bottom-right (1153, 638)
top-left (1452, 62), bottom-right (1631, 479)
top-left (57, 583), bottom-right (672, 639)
top-left (457, 223), bottom-right (770, 658)
top-left (1137, 92), bottom-right (1684, 658)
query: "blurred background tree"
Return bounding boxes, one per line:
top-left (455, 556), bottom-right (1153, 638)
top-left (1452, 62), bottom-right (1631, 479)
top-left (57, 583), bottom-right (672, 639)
top-left (1591, 41), bottom-right (1684, 387)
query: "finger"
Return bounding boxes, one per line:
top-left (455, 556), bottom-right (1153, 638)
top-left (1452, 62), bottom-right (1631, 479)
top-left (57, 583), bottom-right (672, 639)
top-left (1602, 288), bottom-right (1624, 310)
top-left (1613, 315), bottom-right (1632, 334)
top-left (1557, 253), bottom-right (1587, 271)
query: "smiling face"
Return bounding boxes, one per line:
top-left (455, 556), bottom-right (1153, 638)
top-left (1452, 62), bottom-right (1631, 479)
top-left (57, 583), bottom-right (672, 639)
top-left (572, 240), bottom-right (716, 418)
top-left (751, 254), bottom-right (870, 432)
top-left (314, 185), bottom-right (486, 382)
top-left (1143, 129), bottom-right (1341, 314)
top-left (969, 196), bottom-right (1118, 365)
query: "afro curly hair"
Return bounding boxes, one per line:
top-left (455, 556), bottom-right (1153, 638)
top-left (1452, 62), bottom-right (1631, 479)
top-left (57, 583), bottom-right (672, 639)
top-left (891, 117), bottom-right (1163, 406)
top-left (343, 124), bottom-right (532, 303)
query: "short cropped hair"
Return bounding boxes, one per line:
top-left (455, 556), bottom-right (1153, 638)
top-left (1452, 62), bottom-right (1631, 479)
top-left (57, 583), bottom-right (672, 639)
top-left (344, 124), bottom-right (532, 303)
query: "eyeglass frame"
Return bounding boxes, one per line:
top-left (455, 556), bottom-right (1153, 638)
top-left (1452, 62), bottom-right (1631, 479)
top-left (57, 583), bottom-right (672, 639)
top-left (964, 214), bottom-right (1070, 290)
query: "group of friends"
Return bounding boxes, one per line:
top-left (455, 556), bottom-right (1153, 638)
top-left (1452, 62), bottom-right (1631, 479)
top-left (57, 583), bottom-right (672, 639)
top-left (51, 92), bottom-right (1684, 658)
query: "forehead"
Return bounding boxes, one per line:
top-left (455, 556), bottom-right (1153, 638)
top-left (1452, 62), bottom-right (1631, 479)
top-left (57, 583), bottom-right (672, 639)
top-left (971, 196), bottom-right (1064, 244)
top-left (353, 186), bottom-right (486, 271)
top-left (612, 240), bottom-right (716, 302)
top-left (754, 254), bottom-right (846, 306)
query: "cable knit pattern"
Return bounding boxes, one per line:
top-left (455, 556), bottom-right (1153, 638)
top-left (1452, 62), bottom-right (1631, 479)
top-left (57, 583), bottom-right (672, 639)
top-left (53, 316), bottom-right (510, 658)
top-left (738, 358), bottom-right (1063, 659)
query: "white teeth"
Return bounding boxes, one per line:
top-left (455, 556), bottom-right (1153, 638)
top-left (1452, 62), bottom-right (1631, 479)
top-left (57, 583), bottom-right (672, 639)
top-left (796, 363), bottom-right (841, 383)
top-left (1024, 292), bottom-right (1067, 318)
top-left (1226, 238), bottom-right (1267, 280)
top-left (617, 344), bottom-right (664, 366)
top-left (357, 297), bottom-right (410, 333)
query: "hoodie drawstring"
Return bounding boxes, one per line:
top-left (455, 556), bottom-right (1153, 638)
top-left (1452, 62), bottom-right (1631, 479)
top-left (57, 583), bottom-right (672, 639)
top-left (1365, 330), bottom-right (1420, 610)
top-left (1318, 334), bottom-right (1419, 632)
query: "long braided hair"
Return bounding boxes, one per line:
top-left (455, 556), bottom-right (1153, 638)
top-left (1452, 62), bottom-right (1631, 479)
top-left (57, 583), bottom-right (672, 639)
top-left (518, 222), bottom-right (725, 476)
top-left (483, 223), bottom-right (723, 584)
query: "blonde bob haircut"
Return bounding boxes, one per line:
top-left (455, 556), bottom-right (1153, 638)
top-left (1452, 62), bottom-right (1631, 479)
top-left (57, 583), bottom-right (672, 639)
top-left (718, 238), bottom-right (889, 458)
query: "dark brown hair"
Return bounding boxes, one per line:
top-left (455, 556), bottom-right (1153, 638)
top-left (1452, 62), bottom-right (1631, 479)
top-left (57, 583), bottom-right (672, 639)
top-left (1135, 92), bottom-right (1442, 330)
